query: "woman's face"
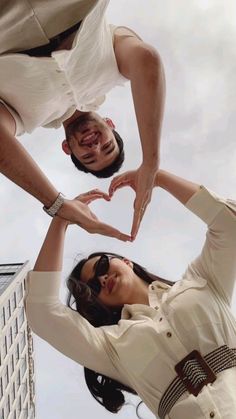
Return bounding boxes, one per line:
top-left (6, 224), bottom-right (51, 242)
top-left (80, 256), bottom-right (137, 307)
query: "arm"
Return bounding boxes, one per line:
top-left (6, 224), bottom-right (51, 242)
top-left (156, 170), bottom-right (200, 204)
top-left (113, 33), bottom-right (165, 238)
top-left (25, 191), bottom-right (125, 381)
top-left (156, 170), bottom-right (236, 305)
top-left (0, 106), bottom-right (130, 241)
top-left (0, 105), bottom-right (59, 207)
top-left (109, 169), bottom-right (236, 303)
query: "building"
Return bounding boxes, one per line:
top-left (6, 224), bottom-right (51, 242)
top-left (0, 262), bottom-right (36, 419)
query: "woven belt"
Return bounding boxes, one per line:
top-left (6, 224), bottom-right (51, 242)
top-left (158, 345), bottom-right (236, 419)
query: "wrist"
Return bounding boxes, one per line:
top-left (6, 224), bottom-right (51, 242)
top-left (142, 157), bottom-right (160, 171)
top-left (51, 215), bottom-right (69, 230)
top-left (155, 169), bottom-right (165, 187)
top-left (43, 192), bottom-right (65, 217)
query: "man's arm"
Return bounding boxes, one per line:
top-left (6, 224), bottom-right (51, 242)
top-left (0, 105), bottom-right (130, 241)
top-left (114, 33), bottom-right (165, 168)
top-left (0, 104), bottom-right (59, 207)
top-left (113, 32), bottom-right (166, 238)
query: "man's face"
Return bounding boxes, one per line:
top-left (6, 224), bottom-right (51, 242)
top-left (62, 112), bottom-right (119, 171)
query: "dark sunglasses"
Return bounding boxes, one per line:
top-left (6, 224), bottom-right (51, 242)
top-left (87, 254), bottom-right (110, 295)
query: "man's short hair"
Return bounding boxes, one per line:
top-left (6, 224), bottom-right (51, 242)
top-left (70, 130), bottom-right (124, 178)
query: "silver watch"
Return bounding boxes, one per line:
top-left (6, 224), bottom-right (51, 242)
top-left (43, 193), bottom-right (65, 217)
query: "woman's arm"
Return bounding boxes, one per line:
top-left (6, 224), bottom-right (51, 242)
top-left (156, 170), bottom-right (200, 204)
top-left (34, 217), bottom-right (68, 272)
top-left (157, 171), bottom-right (236, 305)
top-left (26, 190), bottom-right (125, 382)
top-left (109, 169), bottom-right (236, 303)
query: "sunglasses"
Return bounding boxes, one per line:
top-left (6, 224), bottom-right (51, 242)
top-left (87, 255), bottom-right (111, 295)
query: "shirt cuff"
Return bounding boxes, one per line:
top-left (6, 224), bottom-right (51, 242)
top-left (25, 270), bottom-right (61, 303)
top-left (0, 99), bottom-right (25, 136)
top-left (185, 185), bottom-right (228, 226)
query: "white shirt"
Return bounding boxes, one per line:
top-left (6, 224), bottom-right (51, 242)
top-left (0, 0), bottom-right (127, 136)
top-left (24, 187), bottom-right (236, 418)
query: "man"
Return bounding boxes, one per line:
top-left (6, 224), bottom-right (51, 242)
top-left (0, 0), bottom-right (165, 240)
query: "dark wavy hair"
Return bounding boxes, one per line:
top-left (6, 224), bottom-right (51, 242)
top-left (66, 251), bottom-right (174, 416)
top-left (70, 130), bottom-right (124, 178)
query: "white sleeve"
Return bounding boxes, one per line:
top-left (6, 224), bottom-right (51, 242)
top-left (0, 99), bottom-right (25, 136)
top-left (24, 271), bottom-right (122, 382)
top-left (184, 186), bottom-right (236, 305)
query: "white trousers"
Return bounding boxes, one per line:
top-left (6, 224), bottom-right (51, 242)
top-left (0, 0), bottom-right (98, 54)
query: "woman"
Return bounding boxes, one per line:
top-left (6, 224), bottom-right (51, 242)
top-left (24, 170), bottom-right (236, 418)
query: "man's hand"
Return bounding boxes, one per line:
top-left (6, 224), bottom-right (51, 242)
top-left (109, 165), bottom-right (157, 239)
top-left (58, 189), bottom-right (131, 242)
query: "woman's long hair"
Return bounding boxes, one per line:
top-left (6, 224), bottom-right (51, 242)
top-left (66, 251), bottom-right (174, 415)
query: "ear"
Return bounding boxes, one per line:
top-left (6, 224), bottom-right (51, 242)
top-left (104, 117), bottom-right (116, 130)
top-left (62, 140), bottom-right (71, 155)
top-left (123, 258), bottom-right (133, 269)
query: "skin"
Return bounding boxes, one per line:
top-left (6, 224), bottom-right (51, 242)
top-left (80, 256), bottom-right (149, 307)
top-left (0, 26), bottom-right (165, 239)
top-left (62, 111), bottom-right (119, 171)
top-left (34, 170), bottom-right (200, 311)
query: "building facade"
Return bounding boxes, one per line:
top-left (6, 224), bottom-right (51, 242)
top-left (0, 262), bottom-right (36, 419)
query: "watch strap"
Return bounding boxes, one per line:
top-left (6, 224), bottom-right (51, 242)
top-left (43, 193), bottom-right (65, 217)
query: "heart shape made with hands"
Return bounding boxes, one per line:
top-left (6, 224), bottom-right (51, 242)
top-left (94, 187), bottom-right (135, 235)
top-left (74, 187), bottom-right (134, 242)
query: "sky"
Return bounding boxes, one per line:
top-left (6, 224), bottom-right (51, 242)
top-left (0, 1), bottom-right (236, 418)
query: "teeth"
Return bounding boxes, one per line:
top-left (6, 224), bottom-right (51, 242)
top-left (82, 132), bottom-right (98, 144)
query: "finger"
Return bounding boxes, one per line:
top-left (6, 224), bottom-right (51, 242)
top-left (131, 208), bottom-right (142, 240)
top-left (109, 178), bottom-right (132, 196)
top-left (108, 176), bottom-right (123, 196)
top-left (88, 191), bottom-right (111, 202)
top-left (90, 221), bottom-right (132, 242)
top-left (131, 200), bottom-right (148, 239)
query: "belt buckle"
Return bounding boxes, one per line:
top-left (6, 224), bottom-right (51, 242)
top-left (175, 350), bottom-right (216, 396)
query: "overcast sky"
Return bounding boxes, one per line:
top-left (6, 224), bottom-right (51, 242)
top-left (1, 1), bottom-right (236, 418)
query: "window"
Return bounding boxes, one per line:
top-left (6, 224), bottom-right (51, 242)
top-left (22, 379), bottom-right (28, 402)
top-left (16, 370), bottom-right (21, 391)
top-left (9, 354), bottom-right (14, 376)
top-left (5, 395), bottom-right (10, 417)
top-left (20, 331), bottom-right (26, 353)
top-left (17, 394), bottom-right (21, 413)
top-left (10, 382), bottom-right (16, 404)
top-left (21, 355), bottom-right (27, 380)
top-left (19, 307), bottom-right (25, 327)
top-left (15, 343), bottom-right (20, 364)
top-left (11, 292), bottom-right (17, 311)
top-left (0, 378), bottom-right (3, 401)
top-left (22, 404), bottom-right (28, 419)
top-left (17, 283), bottom-right (23, 304)
top-left (7, 327), bottom-right (13, 348)
top-left (2, 336), bottom-right (7, 359)
top-left (4, 365), bottom-right (9, 388)
top-left (6, 300), bottom-right (11, 321)
top-left (13, 317), bottom-right (18, 336)
top-left (0, 307), bottom-right (5, 329)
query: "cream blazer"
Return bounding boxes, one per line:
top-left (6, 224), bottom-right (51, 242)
top-left (25, 187), bottom-right (236, 418)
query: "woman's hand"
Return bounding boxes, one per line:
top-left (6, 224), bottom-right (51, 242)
top-left (109, 166), bottom-right (157, 239)
top-left (58, 189), bottom-right (131, 242)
